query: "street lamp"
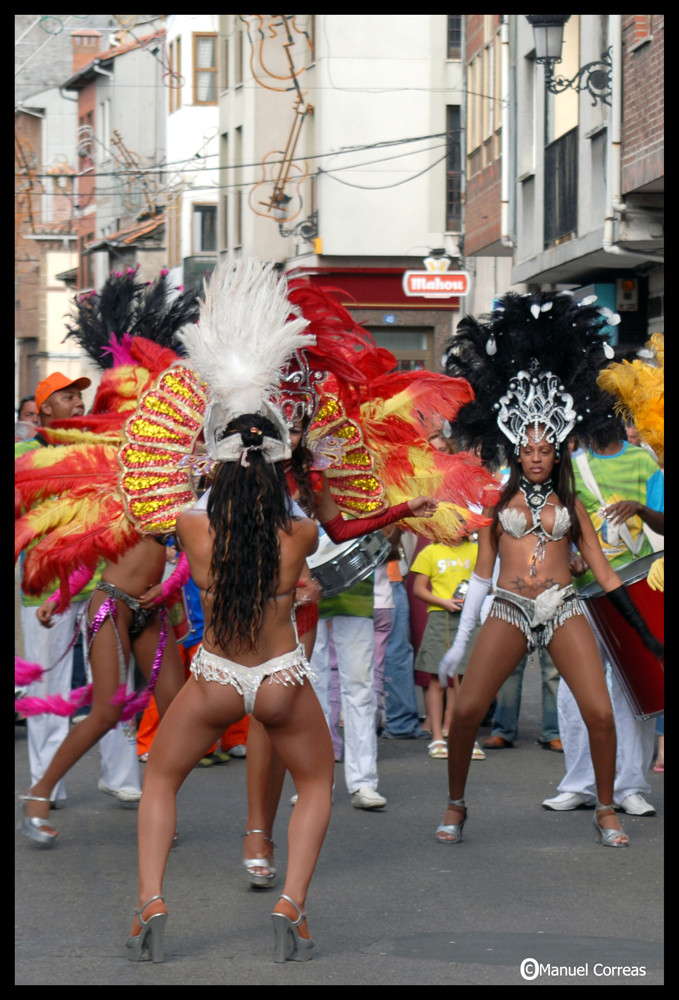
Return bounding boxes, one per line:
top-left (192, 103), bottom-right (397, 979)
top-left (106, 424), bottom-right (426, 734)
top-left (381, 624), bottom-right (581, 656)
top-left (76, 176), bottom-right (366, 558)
top-left (525, 14), bottom-right (613, 107)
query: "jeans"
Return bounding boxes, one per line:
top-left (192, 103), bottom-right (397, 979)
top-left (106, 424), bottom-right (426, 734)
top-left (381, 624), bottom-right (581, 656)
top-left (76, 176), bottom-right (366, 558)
top-left (491, 648), bottom-right (560, 743)
top-left (383, 581), bottom-right (422, 737)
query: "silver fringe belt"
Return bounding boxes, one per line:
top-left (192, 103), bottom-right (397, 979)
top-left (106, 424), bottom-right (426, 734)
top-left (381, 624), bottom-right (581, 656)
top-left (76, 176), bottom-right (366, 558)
top-left (488, 584), bottom-right (583, 651)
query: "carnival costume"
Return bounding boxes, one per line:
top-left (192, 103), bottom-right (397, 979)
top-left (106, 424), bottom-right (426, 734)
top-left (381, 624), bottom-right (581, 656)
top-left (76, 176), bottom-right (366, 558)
top-left (436, 290), bottom-right (662, 684)
top-left (15, 268), bottom-right (203, 722)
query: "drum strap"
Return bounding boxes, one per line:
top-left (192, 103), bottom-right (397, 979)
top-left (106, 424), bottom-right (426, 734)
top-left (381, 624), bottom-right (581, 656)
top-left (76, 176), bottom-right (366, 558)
top-left (575, 453), bottom-right (645, 557)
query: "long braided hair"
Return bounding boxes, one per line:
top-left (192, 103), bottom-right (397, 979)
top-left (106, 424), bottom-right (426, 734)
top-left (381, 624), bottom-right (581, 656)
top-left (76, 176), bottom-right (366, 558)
top-left (206, 413), bottom-right (292, 650)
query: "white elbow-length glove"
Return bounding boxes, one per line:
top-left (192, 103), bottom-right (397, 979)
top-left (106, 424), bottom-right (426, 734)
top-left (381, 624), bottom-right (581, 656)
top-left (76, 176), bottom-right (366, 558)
top-left (438, 572), bottom-right (492, 685)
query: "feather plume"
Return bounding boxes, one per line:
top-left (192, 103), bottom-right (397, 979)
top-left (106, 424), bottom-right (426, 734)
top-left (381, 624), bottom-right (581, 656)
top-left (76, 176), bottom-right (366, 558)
top-left (597, 334), bottom-right (664, 463)
top-left (65, 268), bottom-right (201, 366)
top-left (179, 255), bottom-right (314, 447)
top-left (444, 290), bottom-right (617, 466)
top-left (15, 683), bottom-right (93, 718)
top-left (14, 657), bottom-right (45, 687)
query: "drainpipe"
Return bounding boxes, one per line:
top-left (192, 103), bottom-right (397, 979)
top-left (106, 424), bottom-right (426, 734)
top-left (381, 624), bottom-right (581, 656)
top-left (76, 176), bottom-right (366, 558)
top-left (500, 15), bottom-right (513, 249)
top-left (602, 15), bottom-right (660, 263)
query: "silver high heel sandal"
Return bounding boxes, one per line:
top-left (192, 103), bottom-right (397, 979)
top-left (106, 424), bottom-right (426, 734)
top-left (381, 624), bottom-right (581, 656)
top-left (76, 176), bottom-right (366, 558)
top-left (18, 794), bottom-right (58, 847)
top-left (125, 895), bottom-right (168, 963)
top-left (593, 803), bottom-right (629, 848)
top-left (272, 894), bottom-right (314, 963)
top-left (243, 829), bottom-right (277, 888)
top-left (435, 797), bottom-right (467, 844)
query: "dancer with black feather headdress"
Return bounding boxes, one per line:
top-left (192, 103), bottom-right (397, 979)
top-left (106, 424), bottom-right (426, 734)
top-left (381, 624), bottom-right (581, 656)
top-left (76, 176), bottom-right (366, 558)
top-left (16, 267), bottom-right (202, 848)
top-left (433, 291), bottom-right (663, 849)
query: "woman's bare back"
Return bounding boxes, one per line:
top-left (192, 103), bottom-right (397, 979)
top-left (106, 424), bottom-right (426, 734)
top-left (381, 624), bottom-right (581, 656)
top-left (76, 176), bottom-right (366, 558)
top-left (176, 509), bottom-right (318, 665)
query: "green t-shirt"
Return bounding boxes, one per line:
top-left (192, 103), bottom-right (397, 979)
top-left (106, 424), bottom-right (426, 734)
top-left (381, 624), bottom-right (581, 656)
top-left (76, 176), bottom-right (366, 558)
top-left (573, 442), bottom-right (662, 588)
top-left (318, 577), bottom-right (374, 619)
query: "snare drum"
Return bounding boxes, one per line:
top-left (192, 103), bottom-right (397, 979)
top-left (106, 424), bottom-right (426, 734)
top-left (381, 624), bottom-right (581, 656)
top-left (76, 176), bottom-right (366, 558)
top-left (578, 551), bottom-right (664, 719)
top-left (307, 530), bottom-right (391, 599)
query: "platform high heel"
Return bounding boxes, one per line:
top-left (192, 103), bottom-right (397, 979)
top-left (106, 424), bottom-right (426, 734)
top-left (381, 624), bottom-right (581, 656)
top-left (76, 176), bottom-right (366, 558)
top-left (243, 829), bottom-right (277, 888)
top-left (125, 895), bottom-right (168, 963)
top-left (593, 803), bottom-right (629, 848)
top-left (18, 794), bottom-right (58, 847)
top-left (435, 797), bottom-right (467, 845)
top-left (272, 894), bottom-right (314, 963)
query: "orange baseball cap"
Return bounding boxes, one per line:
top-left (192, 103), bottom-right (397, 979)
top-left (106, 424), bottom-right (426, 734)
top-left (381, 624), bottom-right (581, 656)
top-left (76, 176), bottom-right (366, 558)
top-left (35, 372), bottom-right (92, 412)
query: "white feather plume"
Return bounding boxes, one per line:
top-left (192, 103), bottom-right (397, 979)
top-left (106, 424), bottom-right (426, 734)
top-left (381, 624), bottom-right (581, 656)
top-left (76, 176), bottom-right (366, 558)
top-left (178, 254), bottom-right (314, 452)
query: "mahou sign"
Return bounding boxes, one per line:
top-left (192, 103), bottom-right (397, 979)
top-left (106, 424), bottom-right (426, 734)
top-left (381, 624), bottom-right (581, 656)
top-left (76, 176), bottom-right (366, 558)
top-left (402, 270), bottom-right (470, 299)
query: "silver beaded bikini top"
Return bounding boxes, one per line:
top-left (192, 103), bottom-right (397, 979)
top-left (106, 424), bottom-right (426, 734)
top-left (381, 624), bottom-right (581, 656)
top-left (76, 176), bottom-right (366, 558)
top-left (498, 504), bottom-right (571, 541)
top-left (499, 477), bottom-right (571, 577)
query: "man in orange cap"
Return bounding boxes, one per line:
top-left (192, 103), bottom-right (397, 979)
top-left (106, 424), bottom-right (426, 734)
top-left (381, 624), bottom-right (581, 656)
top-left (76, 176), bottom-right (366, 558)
top-left (17, 369), bottom-right (142, 807)
top-left (33, 372), bottom-right (91, 431)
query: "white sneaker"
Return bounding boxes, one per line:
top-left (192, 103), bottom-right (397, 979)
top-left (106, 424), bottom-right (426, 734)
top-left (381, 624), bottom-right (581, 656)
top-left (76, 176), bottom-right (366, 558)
top-left (226, 744), bottom-right (247, 758)
top-left (541, 791), bottom-right (593, 811)
top-left (618, 793), bottom-right (655, 816)
top-left (97, 780), bottom-right (141, 803)
top-left (351, 786), bottom-right (387, 810)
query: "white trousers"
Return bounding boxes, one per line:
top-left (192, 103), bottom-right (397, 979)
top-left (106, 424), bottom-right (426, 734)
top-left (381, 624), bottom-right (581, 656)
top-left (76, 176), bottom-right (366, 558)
top-left (20, 604), bottom-right (140, 801)
top-left (557, 659), bottom-right (654, 804)
top-left (311, 617), bottom-right (379, 795)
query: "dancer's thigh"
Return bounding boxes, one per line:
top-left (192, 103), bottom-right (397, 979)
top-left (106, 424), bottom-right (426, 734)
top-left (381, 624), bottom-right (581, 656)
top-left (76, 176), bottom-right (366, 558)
top-left (146, 675), bottom-right (245, 786)
top-left (132, 616), bottom-right (185, 715)
top-left (253, 680), bottom-right (334, 786)
top-left (455, 617), bottom-right (528, 722)
top-left (547, 616), bottom-right (612, 726)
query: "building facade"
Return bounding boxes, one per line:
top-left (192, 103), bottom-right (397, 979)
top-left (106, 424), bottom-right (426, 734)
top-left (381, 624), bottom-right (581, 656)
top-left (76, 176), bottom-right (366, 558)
top-left (509, 14), bottom-right (663, 349)
top-left (214, 14), bottom-right (471, 371)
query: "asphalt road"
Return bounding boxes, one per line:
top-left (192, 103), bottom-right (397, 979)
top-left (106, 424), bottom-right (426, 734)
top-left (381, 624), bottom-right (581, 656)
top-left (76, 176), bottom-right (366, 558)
top-left (15, 661), bottom-right (664, 985)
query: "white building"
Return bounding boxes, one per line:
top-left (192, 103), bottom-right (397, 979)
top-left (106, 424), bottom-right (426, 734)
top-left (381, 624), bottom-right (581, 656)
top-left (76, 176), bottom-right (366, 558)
top-left (212, 14), bottom-right (469, 371)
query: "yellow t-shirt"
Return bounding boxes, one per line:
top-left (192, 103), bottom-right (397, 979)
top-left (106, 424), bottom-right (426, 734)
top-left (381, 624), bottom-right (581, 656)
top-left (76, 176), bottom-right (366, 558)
top-left (410, 540), bottom-right (478, 611)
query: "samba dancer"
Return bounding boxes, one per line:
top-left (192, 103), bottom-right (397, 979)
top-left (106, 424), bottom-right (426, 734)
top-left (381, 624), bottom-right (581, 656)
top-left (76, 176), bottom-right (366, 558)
top-left (15, 269), bottom-right (203, 846)
top-left (435, 291), bottom-right (663, 848)
top-left (126, 255), bottom-right (336, 964)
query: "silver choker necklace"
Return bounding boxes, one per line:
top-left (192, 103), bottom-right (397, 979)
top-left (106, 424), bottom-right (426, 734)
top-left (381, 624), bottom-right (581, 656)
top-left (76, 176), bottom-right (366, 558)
top-left (519, 476), bottom-right (554, 576)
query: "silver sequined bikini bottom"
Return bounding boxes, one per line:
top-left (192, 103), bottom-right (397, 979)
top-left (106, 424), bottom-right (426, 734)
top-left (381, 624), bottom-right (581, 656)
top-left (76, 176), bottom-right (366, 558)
top-left (190, 644), bottom-right (314, 714)
top-left (488, 584), bottom-right (583, 651)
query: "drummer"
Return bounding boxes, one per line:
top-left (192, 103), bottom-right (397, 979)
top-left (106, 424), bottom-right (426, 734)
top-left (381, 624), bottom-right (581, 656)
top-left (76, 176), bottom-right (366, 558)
top-left (542, 417), bottom-right (664, 819)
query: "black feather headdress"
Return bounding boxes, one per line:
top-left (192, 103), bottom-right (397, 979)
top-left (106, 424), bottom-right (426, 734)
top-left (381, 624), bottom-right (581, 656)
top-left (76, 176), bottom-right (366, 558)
top-left (443, 290), bottom-right (618, 467)
top-left (65, 266), bottom-right (201, 368)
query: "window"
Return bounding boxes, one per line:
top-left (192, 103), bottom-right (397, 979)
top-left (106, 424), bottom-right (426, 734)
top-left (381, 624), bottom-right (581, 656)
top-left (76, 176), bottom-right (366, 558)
top-left (192, 204), bottom-right (217, 253)
top-left (193, 33), bottom-right (217, 104)
top-left (447, 16), bottom-right (462, 59)
top-left (544, 128), bottom-right (577, 246)
top-left (446, 106), bottom-right (462, 232)
top-left (369, 329), bottom-right (434, 371)
top-left (168, 37), bottom-right (182, 113)
top-left (235, 25), bottom-right (244, 86)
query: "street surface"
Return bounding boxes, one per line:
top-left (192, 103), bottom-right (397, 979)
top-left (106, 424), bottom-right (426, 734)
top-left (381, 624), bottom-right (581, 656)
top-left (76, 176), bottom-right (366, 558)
top-left (15, 661), bottom-right (663, 985)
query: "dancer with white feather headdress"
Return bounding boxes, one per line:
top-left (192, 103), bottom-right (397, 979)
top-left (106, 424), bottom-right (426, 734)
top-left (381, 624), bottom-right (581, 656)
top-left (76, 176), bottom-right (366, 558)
top-left (126, 256), bottom-right (337, 965)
